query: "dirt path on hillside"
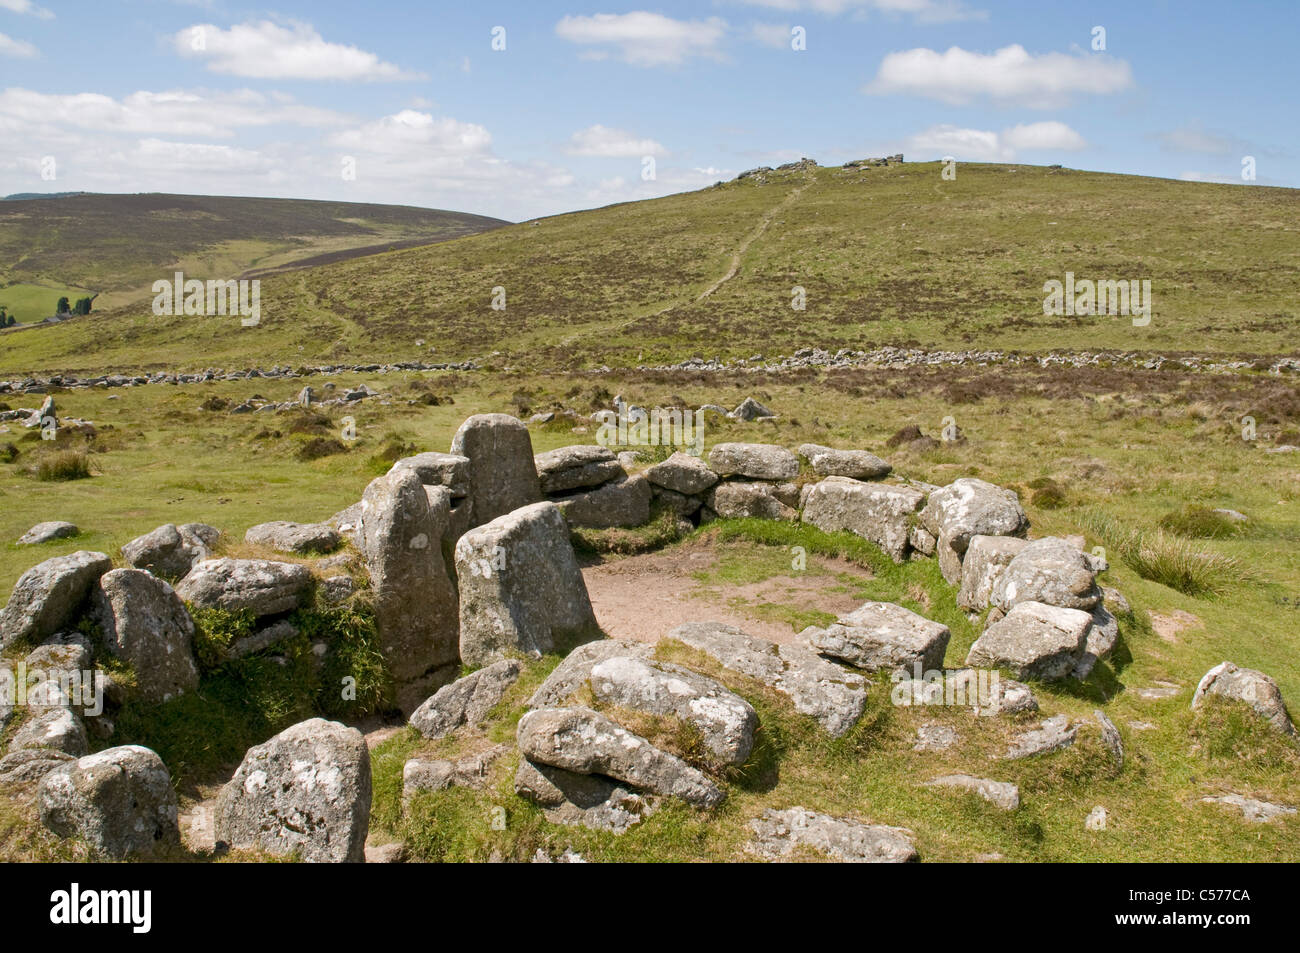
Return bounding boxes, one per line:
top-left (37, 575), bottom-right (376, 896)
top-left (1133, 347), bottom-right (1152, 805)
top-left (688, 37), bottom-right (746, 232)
top-left (694, 178), bottom-right (811, 302)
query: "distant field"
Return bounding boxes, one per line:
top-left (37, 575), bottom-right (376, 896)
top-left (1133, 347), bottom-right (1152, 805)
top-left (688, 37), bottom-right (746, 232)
top-left (0, 162), bottom-right (1295, 376)
top-left (0, 282), bottom-right (95, 324)
top-left (0, 192), bottom-right (508, 333)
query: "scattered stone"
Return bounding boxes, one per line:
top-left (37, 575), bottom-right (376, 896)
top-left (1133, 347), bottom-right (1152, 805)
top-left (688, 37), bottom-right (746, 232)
top-left (226, 619), bottom-right (299, 660)
top-left (966, 601), bottom-right (1092, 681)
top-left (18, 521), bottom-right (78, 545)
top-left (37, 745), bottom-right (179, 858)
top-left (535, 445), bottom-right (623, 494)
top-left (927, 775), bottom-right (1020, 811)
top-left (0, 551), bottom-right (112, 649)
top-left (748, 807), bottom-right (917, 863)
top-left (1201, 794), bottom-right (1296, 824)
top-left (1085, 806), bottom-right (1108, 831)
top-left (359, 468), bottom-right (460, 702)
top-left (1072, 605), bottom-right (1119, 680)
top-left (1192, 661), bottom-right (1294, 736)
top-left (450, 413), bottom-right (543, 525)
top-left (1139, 680), bottom-right (1182, 701)
top-left (707, 481), bottom-right (798, 521)
top-left (529, 639), bottom-right (654, 709)
top-left (919, 478), bottom-right (1028, 584)
top-left (1102, 586), bottom-right (1131, 616)
top-left (403, 744), bottom-right (510, 797)
top-left (319, 575), bottom-right (355, 605)
top-left (707, 442), bottom-right (799, 481)
top-left (214, 718), bottom-right (371, 863)
top-left (364, 841), bottom-right (406, 863)
top-left (456, 502), bottom-right (599, 666)
top-left (798, 444), bottom-right (891, 480)
top-left (531, 846), bottom-right (587, 863)
top-left (11, 707), bottom-right (88, 756)
top-left (1095, 710), bottom-right (1124, 767)
top-left (1004, 715), bottom-right (1077, 759)
top-left (800, 601), bottom-right (950, 673)
top-left (645, 451), bottom-right (718, 495)
top-left (588, 656), bottom-right (758, 765)
top-left (244, 520), bottom-right (341, 555)
top-left (174, 558), bottom-right (313, 617)
top-left (731, 396), bottom-right (776, 421)
top-left (668, 621), bottom-right (867, 737)
top-left (651, 486), bottom-right (702, 517)
top-left (409, 659), bottom-right (522, 739)
top-left (991, 537), bottom-right (1104, 612)
top-left (801, 477), bottom-right (925, 562)
top-left (121, 523), bottom-right (219, 579)
top-left (388, 451), bottom-right (470, 497)
top-left (958, 535), bottom-right (1029, 610)
top-left (909, 525), bottom-right (937, 556)
top-left (92, 568), bottom-right (199, 703)
top-left (0, 749), bottom-right (76, 785)
top-left (913, 724), bottom-right (957, 751)
top-left (555, 474), bottom-right (651, 528)
top-left (1129, 720), bottom-right (1157, 731)
top-left (517, 707), bottom-right (724, 809)
top-left (514, 758), bottom-right (656, 833)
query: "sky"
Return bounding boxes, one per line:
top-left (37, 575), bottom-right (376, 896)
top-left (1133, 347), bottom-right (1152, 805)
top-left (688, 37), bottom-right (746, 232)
top-left (0, 0), bottom-right (1295, 221)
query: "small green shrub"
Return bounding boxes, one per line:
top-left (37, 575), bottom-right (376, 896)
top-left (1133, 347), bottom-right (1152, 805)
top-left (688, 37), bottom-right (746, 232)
top-left (1158, 505), bottom-right (1245, 539)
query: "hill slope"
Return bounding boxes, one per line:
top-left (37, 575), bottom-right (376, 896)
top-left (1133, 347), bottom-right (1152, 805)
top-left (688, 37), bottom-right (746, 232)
top-left (0, 192), bottom-right (508, 321)
top-left (2, 162), bottom-right (1297, 374)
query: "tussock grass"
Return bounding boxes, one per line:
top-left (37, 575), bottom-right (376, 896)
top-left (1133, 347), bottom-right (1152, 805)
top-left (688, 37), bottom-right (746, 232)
top-left (34, 449), bottom-right (91, 481)
top-left (1081, 509), bottom-right (1247, 598)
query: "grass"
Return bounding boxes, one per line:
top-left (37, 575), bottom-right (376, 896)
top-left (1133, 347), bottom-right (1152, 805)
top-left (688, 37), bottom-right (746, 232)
top-left (1080, 509), bottom-right (1248, 598)
top-left (3, 162), bottom-right (1298, 375)
top-left (1158, 504), bottom-right (1247, 539)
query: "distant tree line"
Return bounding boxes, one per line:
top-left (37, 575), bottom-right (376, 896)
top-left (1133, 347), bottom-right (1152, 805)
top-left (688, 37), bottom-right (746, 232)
top-left (56, 296), bottom-right (93, 316)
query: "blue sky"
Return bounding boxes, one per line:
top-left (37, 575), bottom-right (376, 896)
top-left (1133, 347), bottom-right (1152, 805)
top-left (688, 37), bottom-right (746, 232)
top-left (1, 0), bottom-right (1295, 220)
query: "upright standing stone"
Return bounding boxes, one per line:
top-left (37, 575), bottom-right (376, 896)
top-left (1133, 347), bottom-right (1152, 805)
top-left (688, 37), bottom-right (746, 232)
top-left (456, 502), bottom-right (600, 666)
top-left (360, 468), bottom-right (460, 705)
top-left (450, 414), bottom-right (542, 526)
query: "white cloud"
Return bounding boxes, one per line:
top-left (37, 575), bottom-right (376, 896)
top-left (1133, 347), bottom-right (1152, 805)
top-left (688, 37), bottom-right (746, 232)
top-left (329, 110), bottom-right (492, 156)
top-left (0, 0), bottom-right (53, 19)
top-left (908, 121), bottom-right (1086, 161)
top-left (555, 12), bottom-right (727, 67)
top-left (174, 20), bottom-right (422, 81)
top-left (749, 23), bottom-right (793, 49)
top-left (0, 31), bottom-right (38, 57)
top-left (134, 138), bottom-right (275, 175)
top-left (567, 124), bottom-right (667, 157)
top-left (732, 0), bottom-right (985, 23)
top-left (867, 44), bottom-right (1133, 108)
top-left (1002, 121), bottom-right (1086, 152)
top-left (1158, 124), bottom-right (1240, 156)
top-left (0, 88), bottom-right (350, 138)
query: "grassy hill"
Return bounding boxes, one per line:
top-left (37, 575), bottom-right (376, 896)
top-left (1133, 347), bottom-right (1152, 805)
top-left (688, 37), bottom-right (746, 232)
top-left (0, 192), bottom-right (508, 323)
top-left (0, 162), bottom-right (1295, 375)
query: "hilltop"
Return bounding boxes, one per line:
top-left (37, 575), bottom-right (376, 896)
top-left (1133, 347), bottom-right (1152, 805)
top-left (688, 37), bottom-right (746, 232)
top-left (0, 192), bottom-right (508, 324)
top-left (0, 161), bottom-right (1295, 375)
